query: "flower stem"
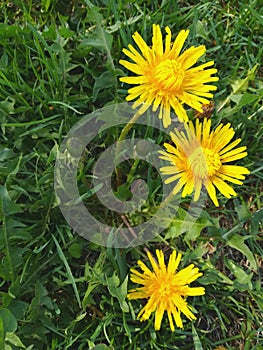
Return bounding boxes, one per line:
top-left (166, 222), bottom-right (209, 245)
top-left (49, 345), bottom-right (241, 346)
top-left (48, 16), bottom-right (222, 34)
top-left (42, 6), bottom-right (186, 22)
top-left (118, 111), bottom-right (141, 142)
top-left (159, 188), bottom-right (175, 210)
top-left (115, 111), bottom-right (141, 186)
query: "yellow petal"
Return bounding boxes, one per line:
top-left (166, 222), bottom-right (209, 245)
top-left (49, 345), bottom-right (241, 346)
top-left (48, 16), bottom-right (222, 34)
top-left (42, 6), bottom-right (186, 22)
top-left (170, 97), bottom-right (189, 122)
top-left (168, 251), bottom-right (182, 274)
top-left (154, 305), bottom-right (165, 330)
top-left (212, 176), bottom-right (237, 198)
top-left (122, 46), bottom-right (146, 66)
top-left (193, 179), bottom-right (202, 201)
top-left (172, 310), bottom-right (183, 328)
top-left (147, 250), bottom-right (160, 275)
top-left (220, 165), bottom-right (250, 177)
top-left (206, 179), bottom-right (219, 206)
top-left (119, 76), bottom-right (150, 84)
top-left (132, 31), bottom-right (152, 63)
top-left (187, 287), bottom-right (205, 296)
top-left (169, 29), bottom-right (189, 58)
top-left (179, 45), bottom-right (206, 70)
top-left (167, 311), bottom-right (175, 331)
top-left (156, 250), bottom-right (166, 273)
top-left (220, 146), bottom-right (247, 159)
top-left (182, 175), bottom-right (194, 197)
top-left (119, 60), bottom-right (143, 75)
top-left (152, 24), bottom-right (163, 57)
top-left (164, 26), bottom-right (172, 54)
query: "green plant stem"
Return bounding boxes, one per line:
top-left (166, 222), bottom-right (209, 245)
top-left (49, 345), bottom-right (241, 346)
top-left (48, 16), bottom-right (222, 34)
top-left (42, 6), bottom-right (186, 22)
top-left (118, 110), bottom-right (141, 143)
top-left (158, 188), bottom-right (176, 211)
top-left (115, 111), bottom-right (141, 186)
top-left (126, 158), bottom-right (140, 186)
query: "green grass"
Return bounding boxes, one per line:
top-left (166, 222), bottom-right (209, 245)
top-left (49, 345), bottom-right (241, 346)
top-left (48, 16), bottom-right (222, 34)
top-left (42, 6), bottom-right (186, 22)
top-left (0, 0), bottom-right (262, 349)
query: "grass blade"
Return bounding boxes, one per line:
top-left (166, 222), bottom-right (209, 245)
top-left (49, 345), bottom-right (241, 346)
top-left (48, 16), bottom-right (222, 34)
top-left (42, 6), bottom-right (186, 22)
top-left (52, 234), bottom-right (81, 309)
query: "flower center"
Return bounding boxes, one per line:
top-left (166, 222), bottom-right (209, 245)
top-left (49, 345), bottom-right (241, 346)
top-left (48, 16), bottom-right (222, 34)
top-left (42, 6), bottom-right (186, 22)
top-left (154, 59), bottom-right (184, 92)
top-left (158, 281), bottom-right (172, 297)
top-left (155, 276), bottom-right (186, 298)
top-left (188, 147), bottom-right (221, 179)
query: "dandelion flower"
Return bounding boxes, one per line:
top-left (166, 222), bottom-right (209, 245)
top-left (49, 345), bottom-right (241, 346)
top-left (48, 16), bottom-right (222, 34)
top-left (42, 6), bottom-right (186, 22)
top-left (127, 249), bottom-right (205, 331)
top-left (159, 118), bottom-right (250, 206)
top-left (119, 24), bottom-right (218, 128)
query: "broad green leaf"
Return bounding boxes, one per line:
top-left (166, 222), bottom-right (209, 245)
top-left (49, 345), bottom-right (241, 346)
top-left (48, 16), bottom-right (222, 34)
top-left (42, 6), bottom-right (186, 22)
top-left (83, 5), bottom-right (114, 67)
top-left (236, 92), bottom-right (261, 107)
top-left (107, 14), bottom-right (143, 33)
top-left (165, 209), bottom-right (214, 241)
top-left (86, 5), bottom-right (103, 22)
top-left (218, 64), bottom-right (259, 112)
top-left (0, 97), bottom-right (15, 114)
top-left (84, 251), bottom-right (106, 279)
top-left (8, 300), bottom-right (28, 320)
top-left (114, 183), bottom-right (132, 202)
top-left (0, 247), bottom-right (24, 281)
top-left (79, 28), bottom-right (113, 52)
top-left (2, 218), bottom-right (31, 242)
top-left (106, 273), bottom-right (129, 313)
top-left (230, 64), bottom-right (258, 94)
top-left (184, 217), bottom-right (214, 241)
top-left (74, 312), bottom-right (87, 323)
top-left (27, 281), bottom-right (54, 320)
top-left (0, 261), bottom-right (13, 280)
top-left (0, 309), bottom-right (17, 333)
top-left (0, 160), bottom-right (21, 176)
top-left (68, 243), bottom-right (82, 258)
top-left (0, 148), bottom-right (16, 161)
top-left (82, 251), bottom-right (106, 308)
top-left (231, 79), bottom-right (249, 94)
top-left (5, 332), bottom-right (26, 349)
top-left (82, 282), bottom-right (99, 309)
top-left (195, 20), bottom-right (210, 40)
top-left (200, 261), bottom-right (233, 285)
top-left (251, 208), bottom-right (263, 235)
top-left (235, 203), bottom-right (251, 221)
top-left (35, 282), bottom-right (54, 310)
top-left (91, 345), bottom-right (114, 350)
top-left (58, 27), bottom-right (75, 39)
top-left (0, 23), bottom-right (21, 38)
top-left (0, 51), bottom-right (8, 69)
top-left (187, 244), bottom-right (209, 260)
top-left (225, 258), bottom-right (253, 284)
top-left (6, 278), bottom-right (23, 301)
top-left (64, 312), bottom-right (87, 338)
top-left (42, 23), bottom-right (56, 40)
top-left (0, 186), bottom-right (22, 217)
top-left (92, 71), bottom-right (115, 102)
top-left (41, 0), bottom-right (51, 12)
top-left (226, 235), bottom-right (257, 270)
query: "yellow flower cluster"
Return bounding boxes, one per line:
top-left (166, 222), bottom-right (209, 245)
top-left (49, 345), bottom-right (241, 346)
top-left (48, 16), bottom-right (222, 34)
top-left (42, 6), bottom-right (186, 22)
top-left (128, 249), bottom-right (205, 331)
top-left (119, 25), bottom-right (250, 331)
top-left (120, 24), bottom-right (249, 207)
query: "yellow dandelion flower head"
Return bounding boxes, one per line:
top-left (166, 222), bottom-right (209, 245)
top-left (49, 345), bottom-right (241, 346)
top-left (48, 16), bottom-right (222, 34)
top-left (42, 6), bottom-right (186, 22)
top-left (119, 24), bottom-right (219, 128)
top-left (127, 249), bottom-right (205, 331)
top-left (159, 118), bottom-right (250, 206)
